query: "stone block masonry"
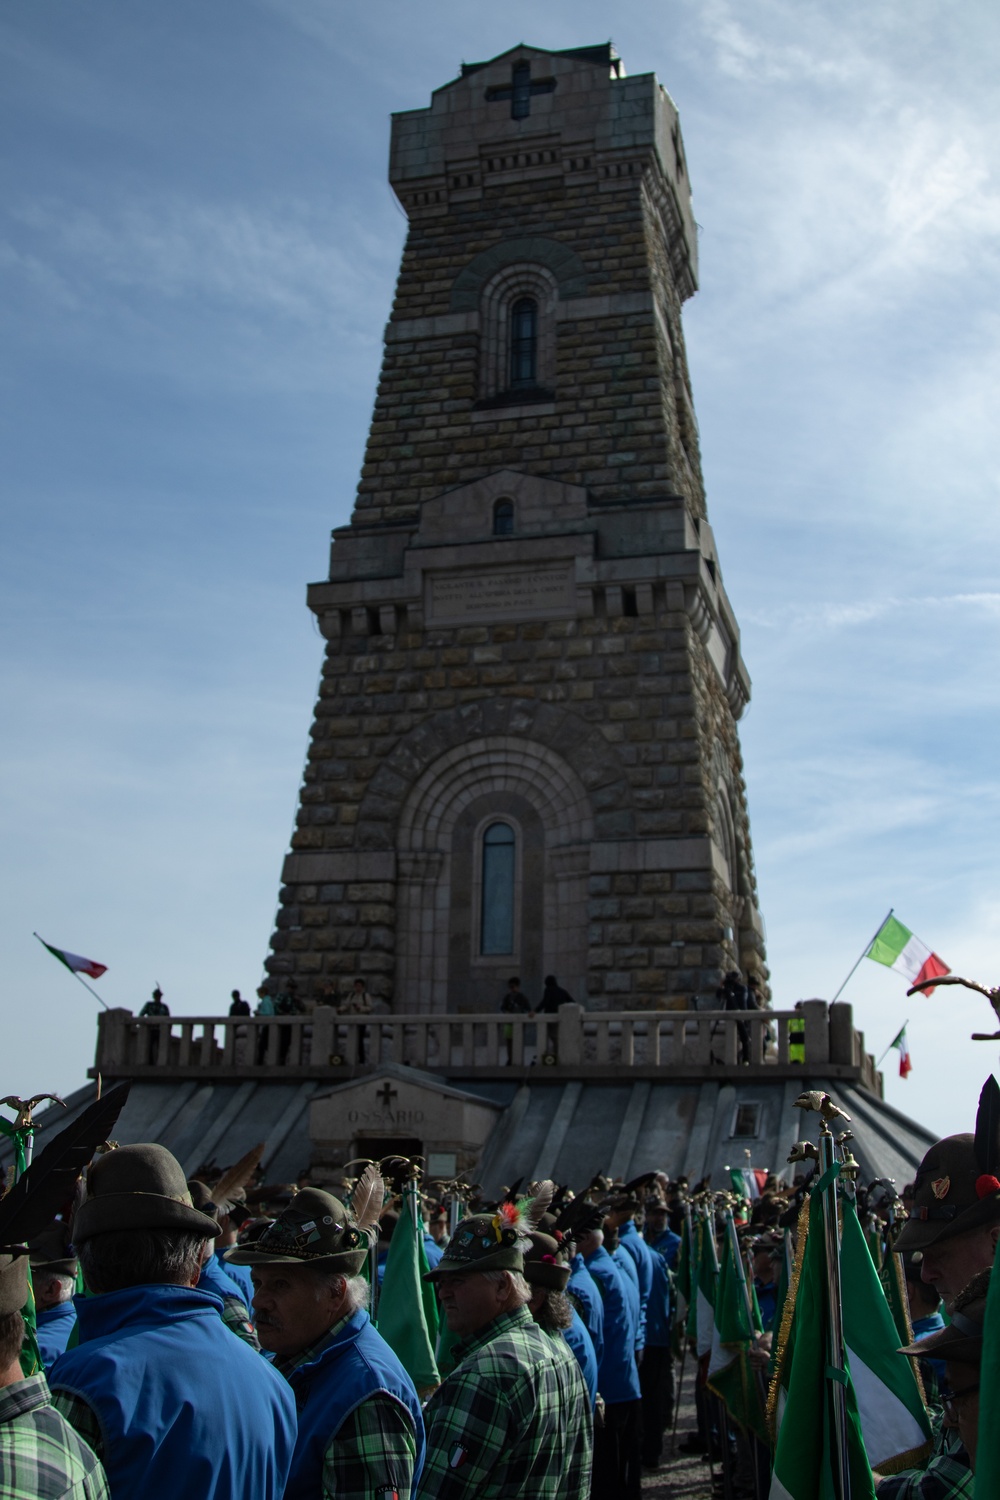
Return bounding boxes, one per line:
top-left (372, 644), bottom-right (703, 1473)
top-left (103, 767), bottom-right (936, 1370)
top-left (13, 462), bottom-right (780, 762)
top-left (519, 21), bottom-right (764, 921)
top-left (265, 43), bottom-right (767, 1014)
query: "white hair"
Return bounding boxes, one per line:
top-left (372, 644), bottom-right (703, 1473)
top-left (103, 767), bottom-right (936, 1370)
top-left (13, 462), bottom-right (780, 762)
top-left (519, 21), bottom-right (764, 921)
top-left (309, 1268), bottom-right (370, 1314)
top-left (36, 1271), bottom-right (76, 1303)
top-left (480, 1269), bottom-right (532, 1305)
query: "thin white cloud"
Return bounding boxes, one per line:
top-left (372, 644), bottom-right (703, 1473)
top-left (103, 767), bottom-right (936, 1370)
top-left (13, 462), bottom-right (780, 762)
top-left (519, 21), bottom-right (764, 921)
top-left (12, 197), bottom-right (393, 326)
top-left (744, 593), bottom-right (1000, 632)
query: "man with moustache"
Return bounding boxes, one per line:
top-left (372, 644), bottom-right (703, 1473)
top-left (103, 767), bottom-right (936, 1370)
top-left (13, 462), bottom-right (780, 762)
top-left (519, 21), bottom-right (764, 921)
top-left (228, 1186), bottom-right (424, 1500)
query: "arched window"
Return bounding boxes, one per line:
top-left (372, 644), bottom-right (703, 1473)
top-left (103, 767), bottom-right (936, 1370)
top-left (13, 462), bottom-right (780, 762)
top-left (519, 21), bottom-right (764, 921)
top-left (509, 297), bottom-right (538, 390)
top-left (493, 499), bottom-right (514, 536)
top-left (481, 822), bottom-right (515, 954)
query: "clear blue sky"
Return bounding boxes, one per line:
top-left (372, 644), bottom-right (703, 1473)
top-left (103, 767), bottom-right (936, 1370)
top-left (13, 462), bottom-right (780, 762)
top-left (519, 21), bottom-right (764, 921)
top-left (3, 1), bottom-right (999, 1145)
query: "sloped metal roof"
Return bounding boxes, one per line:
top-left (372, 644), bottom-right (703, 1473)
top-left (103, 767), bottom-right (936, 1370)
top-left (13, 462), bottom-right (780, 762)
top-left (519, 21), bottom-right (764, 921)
top-left (3, 1072), bottom-right (936, 1201)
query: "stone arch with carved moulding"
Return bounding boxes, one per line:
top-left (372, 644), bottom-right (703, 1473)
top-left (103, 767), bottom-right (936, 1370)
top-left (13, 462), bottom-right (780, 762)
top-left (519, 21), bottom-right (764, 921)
top-left (477, 262), bottom-right (559, 400)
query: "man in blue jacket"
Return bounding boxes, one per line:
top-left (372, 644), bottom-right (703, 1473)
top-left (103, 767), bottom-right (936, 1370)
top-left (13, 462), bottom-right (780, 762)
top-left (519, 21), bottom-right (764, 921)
top-left (578, 1226), bottom-right (641, 1499)
top-left (49, 1142), bottom-right (296, 1500)
top-left (27, 1223), bottom-right (78, 1372)
top-left (229, 1186), bottom-right (424, 1500)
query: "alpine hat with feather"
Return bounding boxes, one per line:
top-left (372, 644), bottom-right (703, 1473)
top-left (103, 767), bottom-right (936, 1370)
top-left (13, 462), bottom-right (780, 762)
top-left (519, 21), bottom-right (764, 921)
top-left (424, 1182), bottom-right (554, 1281)
top-left (895, 1077), bottom-right (1000, 1252)
top-left (522, 1231), bottom-right (571, 1291)
top-left (226, 1166), bottom-right (384, 1275)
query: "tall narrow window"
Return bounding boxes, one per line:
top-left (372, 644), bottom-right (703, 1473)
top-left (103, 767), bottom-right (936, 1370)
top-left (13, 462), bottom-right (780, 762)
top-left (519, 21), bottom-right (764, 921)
top-left (511, 63), bottom-right (532, 120)
top-left (481, 822), bottom-right (515, 954)
top-left (493, 499), bottom-right (514, 536)
top-left (509, 298), bottom-right (538, 389)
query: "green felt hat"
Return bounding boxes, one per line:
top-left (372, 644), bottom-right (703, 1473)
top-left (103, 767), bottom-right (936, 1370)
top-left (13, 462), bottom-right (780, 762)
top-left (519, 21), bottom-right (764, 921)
top-left (423, 1210), bottom-right (524, 1281)
top-left (73, 1144), bottom-right (221, 1243)
top-left (225, 1187), bottom-right (368, 1274)
top-left (0, 1253), bottom-right (29, 1317)
top-left (522, 1230), bottom-right (570, 1291)
top-left (894, 1134), bottom-right (1000, 1253)
top-left (28, 1221), bottom-right (77, 1278)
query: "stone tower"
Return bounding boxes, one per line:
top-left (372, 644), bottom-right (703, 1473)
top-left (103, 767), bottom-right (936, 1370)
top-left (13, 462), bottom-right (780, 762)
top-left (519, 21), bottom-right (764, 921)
top-left (266, 42), bottom-right (766, 1014)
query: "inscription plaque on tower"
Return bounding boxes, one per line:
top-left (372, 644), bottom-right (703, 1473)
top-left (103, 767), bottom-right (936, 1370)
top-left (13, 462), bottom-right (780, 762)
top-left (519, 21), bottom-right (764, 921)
top-left (426, 563), bottom-right (576, 626)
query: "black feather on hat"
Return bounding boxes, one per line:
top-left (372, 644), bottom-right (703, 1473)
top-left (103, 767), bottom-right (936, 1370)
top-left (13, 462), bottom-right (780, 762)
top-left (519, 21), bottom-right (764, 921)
top-left (974, 1076), bottom-right (1000, 1179)
top-left (0, 1084), bottom-right (131, 1314)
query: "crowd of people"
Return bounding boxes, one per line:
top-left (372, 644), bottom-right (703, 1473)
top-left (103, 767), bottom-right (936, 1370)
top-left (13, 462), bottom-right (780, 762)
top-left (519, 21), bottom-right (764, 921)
top-left (0, 1075), bottom-right (996, 1499)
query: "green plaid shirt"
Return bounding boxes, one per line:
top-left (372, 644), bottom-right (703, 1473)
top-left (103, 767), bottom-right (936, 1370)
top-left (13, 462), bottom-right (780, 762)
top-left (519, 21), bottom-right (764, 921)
top-left (417, 1304), bottom-right (592, 1499)
top-left (0, 1375), bottom-right (109, 1500)
top-left (277, 1316), bottom-right (418, 1500)
top-left (875, 1422), bottom-right (973, 1500)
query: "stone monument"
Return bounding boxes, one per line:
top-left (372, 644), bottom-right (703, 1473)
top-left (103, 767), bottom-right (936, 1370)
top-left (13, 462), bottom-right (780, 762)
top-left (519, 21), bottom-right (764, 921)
top-left (266, 42), bottom-right (767, 1014)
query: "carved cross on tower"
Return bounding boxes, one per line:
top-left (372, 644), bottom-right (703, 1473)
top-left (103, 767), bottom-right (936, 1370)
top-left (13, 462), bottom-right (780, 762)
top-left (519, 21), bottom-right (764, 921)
top-left (486, 61), bottom-right (556, 120)
top-left (376, 1082), bottom-right (398, 1109)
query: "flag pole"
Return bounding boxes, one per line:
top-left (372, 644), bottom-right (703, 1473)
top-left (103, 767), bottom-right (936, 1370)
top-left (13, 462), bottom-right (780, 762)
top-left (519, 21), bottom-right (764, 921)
top-left (818, 1116), bottom-right (851, 1500)
top-left (875, 1020), bottom-right (908, 1072)
top-left (33, 932), bottom-right (110, 1010)
top-left (830, 908), bottom-right (894, 1003)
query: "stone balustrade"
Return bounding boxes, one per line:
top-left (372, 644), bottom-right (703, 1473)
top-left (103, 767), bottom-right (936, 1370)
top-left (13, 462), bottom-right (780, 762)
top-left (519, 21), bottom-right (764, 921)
top-left (91, 1000), bottom-right (882, 1094)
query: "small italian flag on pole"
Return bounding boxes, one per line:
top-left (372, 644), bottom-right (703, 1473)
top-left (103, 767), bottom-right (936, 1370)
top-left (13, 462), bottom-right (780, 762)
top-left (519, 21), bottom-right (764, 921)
top-left (36, 936), bottom-right (107, 980)
top-left (865, 915), bottom-right (949, 996)
top-left (890, 1025), bottom-right (912, 1079)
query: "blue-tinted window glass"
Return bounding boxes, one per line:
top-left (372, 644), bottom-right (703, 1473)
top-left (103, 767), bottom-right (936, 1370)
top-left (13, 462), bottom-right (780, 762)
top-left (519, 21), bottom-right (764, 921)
top-left (511, 63), bottom-right (531, 120)
top-left (481, 822), bottom-right (515, 954)
top-left (509, 298), bottom-right (537, 389)
top-left (493, 499), bottom-right (514, 536)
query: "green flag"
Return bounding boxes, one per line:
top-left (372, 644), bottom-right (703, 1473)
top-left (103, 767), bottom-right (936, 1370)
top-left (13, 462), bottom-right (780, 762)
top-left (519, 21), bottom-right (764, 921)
top-left (840, 1201), bottom-right (931, 1474)
top-left (695, 1212), bottom-right (718, 1357)
top-left (707, 1215), bottom-right (768, 1442)
top-left (972, 1235), bottom-right (1000, 1491)
top-left (878, 1241), bottom-right (913, 1350)
top-left (377, 1200), bottom-right (440, 1393)
top-left (770, 1180), bottom-right (875, 1500)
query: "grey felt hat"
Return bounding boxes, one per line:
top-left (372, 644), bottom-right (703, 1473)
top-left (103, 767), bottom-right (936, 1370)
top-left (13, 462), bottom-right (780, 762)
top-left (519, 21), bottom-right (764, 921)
top-left (73, 1144), bottom-right (221, 1243)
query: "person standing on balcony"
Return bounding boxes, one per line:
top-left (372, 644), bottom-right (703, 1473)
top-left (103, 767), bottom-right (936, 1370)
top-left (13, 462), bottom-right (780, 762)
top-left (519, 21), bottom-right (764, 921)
top-left (720, 970), bottom-right (756, 1064)
top-left (500, 977), bottom-right (530, 1065)
top-left (229, 990), bottom-right (250, 1016)
top-left (138, 986), bottom-right (169, 1063)
top-left (275, 979), bottom-right (304, 1065)
top-left (255, 985), bottom-right (275, 1065)
top-left (338, 977), bottom-right (374, 1063)
top-left (139, 986), bottom-right (169, 1017)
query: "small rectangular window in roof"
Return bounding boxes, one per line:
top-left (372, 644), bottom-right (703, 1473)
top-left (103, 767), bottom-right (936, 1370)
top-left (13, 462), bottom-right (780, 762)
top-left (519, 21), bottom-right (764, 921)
top-left (731, 1102), bottom-right (762, 1138)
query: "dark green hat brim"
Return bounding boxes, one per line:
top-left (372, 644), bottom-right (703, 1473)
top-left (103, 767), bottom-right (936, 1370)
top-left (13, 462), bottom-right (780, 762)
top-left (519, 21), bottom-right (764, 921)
top-left (424, 1246), bottom-right (524, 1281)
top-left (73, 1193), bottom-right (220, 1244)
top-left (225, 1244), bottom-right (368, 1274)
top-left (894, 1192), bottom-right (1000, 1252)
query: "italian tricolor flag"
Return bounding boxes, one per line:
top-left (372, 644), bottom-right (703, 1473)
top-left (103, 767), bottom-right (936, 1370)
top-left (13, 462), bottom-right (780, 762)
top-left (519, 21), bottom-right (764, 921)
top-left (730, 1167), bottom-right (769, 1201)
top-left (865, 915), bottom-right (949, 995)
top-left (889, 1025), bottom-right (912, 1079)
top-left (38, 937), bottom-right (107, 980)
